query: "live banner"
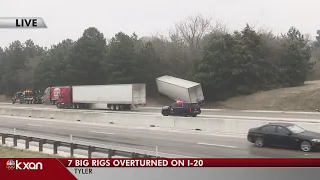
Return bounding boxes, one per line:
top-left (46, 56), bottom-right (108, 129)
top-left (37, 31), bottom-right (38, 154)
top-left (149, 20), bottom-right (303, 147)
top-left (1, 158), bottom-right (320, 180)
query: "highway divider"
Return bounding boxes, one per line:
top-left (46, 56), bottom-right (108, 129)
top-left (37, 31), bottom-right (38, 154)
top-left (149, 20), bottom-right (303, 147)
top-left (0, 106), bottom-right (319, 135)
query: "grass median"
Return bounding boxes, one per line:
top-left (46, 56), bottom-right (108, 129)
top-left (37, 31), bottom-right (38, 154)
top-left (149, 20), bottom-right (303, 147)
top-left (0, 146), bottom-right (61, 158)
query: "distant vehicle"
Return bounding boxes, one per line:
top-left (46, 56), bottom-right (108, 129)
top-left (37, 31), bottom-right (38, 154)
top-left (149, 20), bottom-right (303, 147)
top-left (12, 90), bottom-right (43, 104)
top-left (12, 91), bottom-right (23, 104)
top-left (247, 123), bottom-right (320, 152)
top-left (42, 86), bottom-right (71, 105)
top-left (156, 75), bottom-right (205, 105)
top-left (56, 84), bottom-right (146, 111)
top-left (161, 101), bottom-right (201, 117)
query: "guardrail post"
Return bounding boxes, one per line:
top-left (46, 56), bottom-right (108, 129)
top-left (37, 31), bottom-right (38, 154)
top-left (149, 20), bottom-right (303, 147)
top-left (88, 146), bottom-right (93, 158)
top-left (70, 144), bottom-right (75, 157)
top-left (25, 137), bottom-right (30, 149)
top-left (53, 141), bottom-right (60, 154)
top-left (13, 135), bottom-right (18, 147)
top-left (39, 139), bottom-right (44, 152)
top-left (108, 149), bottom-right (114, 158)
top-left (2, 134), bottom-right (6, 145)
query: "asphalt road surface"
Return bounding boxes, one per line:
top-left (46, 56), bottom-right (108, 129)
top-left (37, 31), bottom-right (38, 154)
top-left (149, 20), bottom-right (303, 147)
top-left (0, 115), bottom-right (319, 158)
top-left (2, 102), bottom-right (320, 120)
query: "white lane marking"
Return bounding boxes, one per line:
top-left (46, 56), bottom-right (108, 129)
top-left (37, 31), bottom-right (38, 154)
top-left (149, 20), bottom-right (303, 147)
top-left (197, 142), bottom-right (238, 149)
top-left (90, 131), bottom-right (114, 135)
top-left (27, 124), bottom-right (42, 127)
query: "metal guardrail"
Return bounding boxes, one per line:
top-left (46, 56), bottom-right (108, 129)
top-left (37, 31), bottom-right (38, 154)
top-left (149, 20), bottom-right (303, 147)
top-left (0, 132), bottom-right (162, 158)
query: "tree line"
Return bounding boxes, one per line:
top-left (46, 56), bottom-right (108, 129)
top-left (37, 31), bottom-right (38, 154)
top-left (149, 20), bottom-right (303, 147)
top-left (0, 14), bottom-right (319, 101)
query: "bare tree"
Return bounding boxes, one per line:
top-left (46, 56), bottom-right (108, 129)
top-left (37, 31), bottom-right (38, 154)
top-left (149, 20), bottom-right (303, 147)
top-left (170, 14), bottom-right (213, 51)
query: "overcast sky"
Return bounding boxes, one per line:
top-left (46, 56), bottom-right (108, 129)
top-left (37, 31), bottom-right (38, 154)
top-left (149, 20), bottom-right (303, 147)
top-left (0, 0), bottom-right (319, 48)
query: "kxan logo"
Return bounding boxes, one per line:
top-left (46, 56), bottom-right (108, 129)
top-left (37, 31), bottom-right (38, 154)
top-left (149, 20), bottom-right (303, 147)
top-left (6, 159), bottom-right (43, 170)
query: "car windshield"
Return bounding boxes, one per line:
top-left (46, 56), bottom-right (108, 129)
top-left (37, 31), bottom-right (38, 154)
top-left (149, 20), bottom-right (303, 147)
top-left (287, 125), bottom-right (305, 134)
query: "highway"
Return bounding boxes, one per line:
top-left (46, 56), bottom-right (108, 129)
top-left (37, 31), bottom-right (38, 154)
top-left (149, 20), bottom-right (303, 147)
top-left (2, 103), bottom-right (320, 120)
top-left (0, 115), bottom-right (320, 158)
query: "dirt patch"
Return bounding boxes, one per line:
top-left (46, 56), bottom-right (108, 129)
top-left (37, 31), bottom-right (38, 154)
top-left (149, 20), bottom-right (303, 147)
top-left (0, 146), bottom-right (60, 158)
top-left (204, 80), bottom-right (320, 111)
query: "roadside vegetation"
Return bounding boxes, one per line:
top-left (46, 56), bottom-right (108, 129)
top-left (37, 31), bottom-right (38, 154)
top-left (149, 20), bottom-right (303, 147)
top-left (1, 14), bottom-right (320, 107)
top-left (0, 146), bottom-right (60, 158)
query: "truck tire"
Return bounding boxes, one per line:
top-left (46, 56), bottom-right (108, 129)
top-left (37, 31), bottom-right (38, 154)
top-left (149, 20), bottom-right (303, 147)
top-left (115, 105), bottom-right (120, 111)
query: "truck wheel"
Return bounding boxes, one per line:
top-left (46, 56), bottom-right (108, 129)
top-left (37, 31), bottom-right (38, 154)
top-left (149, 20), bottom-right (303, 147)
top-left (57, 103), bottom-right (61, 108)
top-left (115, 105), bottom-right (120, 111)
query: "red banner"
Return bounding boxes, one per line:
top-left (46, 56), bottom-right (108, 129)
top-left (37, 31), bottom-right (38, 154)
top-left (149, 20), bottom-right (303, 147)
top-left (58, 158), bottom-right (320, 167)
top-left (1, 158), bottom-right (320, 179)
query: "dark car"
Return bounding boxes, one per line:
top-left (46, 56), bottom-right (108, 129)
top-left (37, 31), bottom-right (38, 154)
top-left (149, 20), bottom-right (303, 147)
top-left (247, 122), bottom-right (320, 152)
top-left (161, 101), bottom-right (201, 117)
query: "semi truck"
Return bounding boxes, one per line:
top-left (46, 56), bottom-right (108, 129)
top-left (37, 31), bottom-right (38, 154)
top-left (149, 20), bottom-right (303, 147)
top-left (12, 90), bottom-right (43, 104)
top-left (156, 75), bottom-right (205, 105)
top-left (42, 86), bottom-right (71, 105)
top-left (56, 84), bottom-right (146, 111)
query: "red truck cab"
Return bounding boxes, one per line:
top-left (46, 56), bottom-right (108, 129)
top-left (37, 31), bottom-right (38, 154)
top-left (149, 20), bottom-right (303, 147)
top-left (56, 86), bottom-right (72, 108)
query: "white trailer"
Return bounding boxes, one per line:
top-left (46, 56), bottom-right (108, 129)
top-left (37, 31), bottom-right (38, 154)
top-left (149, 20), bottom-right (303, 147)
top-left (72, 84), bottom-right (146, 110)
top-left (156, 75), bottom-right (205, 104)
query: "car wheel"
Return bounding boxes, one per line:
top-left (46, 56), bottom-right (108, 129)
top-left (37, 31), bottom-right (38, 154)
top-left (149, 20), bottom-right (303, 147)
top-left (254, 137), bottom-right (264, 147)
top-left (192, 114), bottom-right (197, 117)
top-left (300, 141), bottom-right (312, 152)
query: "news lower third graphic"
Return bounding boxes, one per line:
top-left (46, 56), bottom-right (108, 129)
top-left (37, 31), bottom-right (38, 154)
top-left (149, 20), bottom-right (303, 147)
top-left (0, 17), bottom-right (47, 28)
